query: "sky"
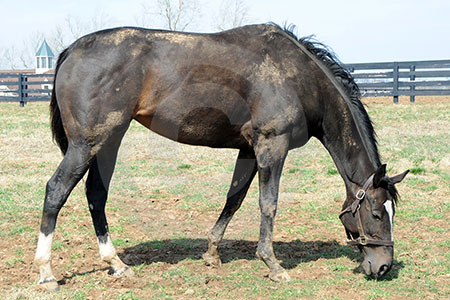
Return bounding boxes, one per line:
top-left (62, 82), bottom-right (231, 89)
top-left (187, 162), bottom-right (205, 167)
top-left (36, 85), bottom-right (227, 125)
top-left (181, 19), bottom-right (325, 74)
top-left (1, 0), bottom-right (449, 67)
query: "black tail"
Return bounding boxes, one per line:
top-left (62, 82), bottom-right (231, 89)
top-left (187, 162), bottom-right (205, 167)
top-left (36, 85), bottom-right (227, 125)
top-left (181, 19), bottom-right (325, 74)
top-left (50, 48), bottom-right (71, 155)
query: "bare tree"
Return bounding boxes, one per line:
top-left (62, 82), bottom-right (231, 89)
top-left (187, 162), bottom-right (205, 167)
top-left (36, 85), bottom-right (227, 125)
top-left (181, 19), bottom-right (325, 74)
top-left (0, 49), bottom-right (5, 69)
top-left (48, 25), bottom-right (69, 55)
top-left (1, 46), bottom-right (19, 70)
top-left (64, 11), bottom-right (111, 41)
top-left (138, 0), bottom-right (200, 31)
top-left (48, 15), bottom-right (91, 55)
top-left (54, 10), bottom-right (112, 50)
top-left (215, 0), bottom-right (250, 31)
top-left (0, 10), bottom-right (113, 70)
top-left (18, 31), bottom-right (46, 69)
top-left (0, 49), bottom-right (8, 70)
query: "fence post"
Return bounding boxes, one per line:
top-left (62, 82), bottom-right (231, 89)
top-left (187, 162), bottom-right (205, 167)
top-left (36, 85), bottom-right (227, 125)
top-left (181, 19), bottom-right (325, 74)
top-left (24, 75), bottom-right (28, 106)
top-left (393, 62), bottom-right (399, 103)
top-left (18, 73), bottom-right (24, 107)
top-left (409, 65), bottom-right (416, 103)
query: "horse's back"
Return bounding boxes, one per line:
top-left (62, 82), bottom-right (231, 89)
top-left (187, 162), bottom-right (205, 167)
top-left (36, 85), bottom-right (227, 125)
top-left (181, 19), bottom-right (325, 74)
top-left (55, 25), bottom-right (310, 150)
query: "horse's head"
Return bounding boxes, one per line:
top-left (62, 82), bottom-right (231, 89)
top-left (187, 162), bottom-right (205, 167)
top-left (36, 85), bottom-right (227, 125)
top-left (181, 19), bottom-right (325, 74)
top-left (340, 164), bottom-right (409, 279)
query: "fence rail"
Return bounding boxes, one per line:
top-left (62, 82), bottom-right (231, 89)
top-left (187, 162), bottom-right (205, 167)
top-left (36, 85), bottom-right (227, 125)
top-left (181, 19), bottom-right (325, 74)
top-left (0, 73), bottom-right (54, 106)
top-left (345, 59), bottom-right (450, 102)
top-left (1, 59), bottom-right (450, 105)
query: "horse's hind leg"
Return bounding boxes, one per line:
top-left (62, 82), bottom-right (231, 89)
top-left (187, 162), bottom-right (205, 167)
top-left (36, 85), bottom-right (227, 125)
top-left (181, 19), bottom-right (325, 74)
top-left (85, 135), bottom-right (133, 277)
top-left (34, 145), bottom-right (92, 290)
top-left (203, 149), bottom-right (257, 267)
top-left (35, 101), bottom-right (132, 289)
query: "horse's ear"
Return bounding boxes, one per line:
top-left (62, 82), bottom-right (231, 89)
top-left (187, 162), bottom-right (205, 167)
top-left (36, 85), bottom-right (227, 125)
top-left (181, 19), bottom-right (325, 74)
top-left (391, 170), bottom-right (410, 184)
top-left (373, 164), bottom-right (387, 188)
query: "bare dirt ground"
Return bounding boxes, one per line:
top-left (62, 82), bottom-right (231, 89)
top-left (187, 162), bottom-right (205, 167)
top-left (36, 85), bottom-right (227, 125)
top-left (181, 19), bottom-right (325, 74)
top-left (0, 98), bottom-right (449, 299)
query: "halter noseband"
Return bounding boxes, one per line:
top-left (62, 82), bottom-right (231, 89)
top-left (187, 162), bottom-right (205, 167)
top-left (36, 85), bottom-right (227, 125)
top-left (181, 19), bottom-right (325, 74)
top-left (339, 174), bottom-right (394, 247)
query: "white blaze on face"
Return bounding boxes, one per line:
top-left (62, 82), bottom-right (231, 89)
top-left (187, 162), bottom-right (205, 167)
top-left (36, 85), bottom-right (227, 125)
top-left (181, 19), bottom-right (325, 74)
top-left (384, 200), bottom-right (394, 240)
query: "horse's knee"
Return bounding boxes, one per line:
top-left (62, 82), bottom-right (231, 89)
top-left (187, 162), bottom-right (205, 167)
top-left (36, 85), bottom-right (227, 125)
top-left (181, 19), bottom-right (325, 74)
top-left (260, 198), bottom-right (277, 218)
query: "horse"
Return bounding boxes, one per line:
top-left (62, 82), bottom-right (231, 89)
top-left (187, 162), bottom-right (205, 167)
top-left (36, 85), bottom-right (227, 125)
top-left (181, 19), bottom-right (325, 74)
top-left (34, 23), bottom-right (409, 290)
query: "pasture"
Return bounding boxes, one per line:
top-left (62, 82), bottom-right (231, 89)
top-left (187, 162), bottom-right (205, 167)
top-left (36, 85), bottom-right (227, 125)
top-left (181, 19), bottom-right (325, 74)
top-left (0, 97), bottom-right (449, 299)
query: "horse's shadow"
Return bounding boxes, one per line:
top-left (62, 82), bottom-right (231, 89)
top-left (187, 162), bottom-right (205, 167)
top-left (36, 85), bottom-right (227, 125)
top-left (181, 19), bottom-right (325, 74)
top-left (119, 238), bottom-right (360, 270)
top-left (57, 238), bottom-right (403, 285)
top-left (119, 238), bottom-right (403, 280)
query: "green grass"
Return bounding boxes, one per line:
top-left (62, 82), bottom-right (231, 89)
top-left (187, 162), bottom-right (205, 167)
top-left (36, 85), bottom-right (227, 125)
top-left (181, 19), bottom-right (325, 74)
top-left (410, 166), bottom-right (426, 174)
top-left (177, 163), bottom-right (192, 170)
top-left (0, 100), bottom-right (449, 299)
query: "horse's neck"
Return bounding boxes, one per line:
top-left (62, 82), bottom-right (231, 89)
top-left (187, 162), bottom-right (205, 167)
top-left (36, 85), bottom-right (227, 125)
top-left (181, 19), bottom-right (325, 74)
top-left (317, 95), bottom-right (377, 187)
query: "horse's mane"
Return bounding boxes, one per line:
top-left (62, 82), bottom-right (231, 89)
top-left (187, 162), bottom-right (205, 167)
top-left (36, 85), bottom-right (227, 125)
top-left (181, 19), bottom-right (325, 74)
top-left (271, 23), bottom-right (382, 169)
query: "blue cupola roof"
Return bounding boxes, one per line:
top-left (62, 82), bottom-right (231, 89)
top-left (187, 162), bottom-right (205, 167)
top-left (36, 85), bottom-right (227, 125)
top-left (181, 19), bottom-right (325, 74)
top-left (36, 40), bottom-right (54, 57)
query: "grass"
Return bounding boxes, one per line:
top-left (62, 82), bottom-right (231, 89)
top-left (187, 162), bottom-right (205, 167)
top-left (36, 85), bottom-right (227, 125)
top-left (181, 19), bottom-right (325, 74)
top-left (0, 97), bottom-right (449, 299)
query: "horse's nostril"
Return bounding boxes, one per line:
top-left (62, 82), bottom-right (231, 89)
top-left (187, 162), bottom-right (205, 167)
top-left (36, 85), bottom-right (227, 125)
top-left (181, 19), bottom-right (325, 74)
top-left (377, 264), bottom-right (390, 278)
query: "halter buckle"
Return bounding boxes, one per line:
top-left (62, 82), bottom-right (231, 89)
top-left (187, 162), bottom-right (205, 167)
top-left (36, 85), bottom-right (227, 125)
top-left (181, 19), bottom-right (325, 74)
top-left (355, 189), bottom-right (366, 200)
top-left (359, 235), bottom-right (368, 246)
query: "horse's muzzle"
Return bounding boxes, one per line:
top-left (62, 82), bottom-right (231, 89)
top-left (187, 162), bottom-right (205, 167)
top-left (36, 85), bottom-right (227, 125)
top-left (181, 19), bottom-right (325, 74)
top-left (361, 245), bottom-right (393, 279)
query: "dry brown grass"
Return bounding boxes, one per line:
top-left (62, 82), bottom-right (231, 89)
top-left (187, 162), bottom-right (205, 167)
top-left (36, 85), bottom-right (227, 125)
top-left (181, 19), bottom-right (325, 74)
top-left (0, 99), bottom-right (449, 299)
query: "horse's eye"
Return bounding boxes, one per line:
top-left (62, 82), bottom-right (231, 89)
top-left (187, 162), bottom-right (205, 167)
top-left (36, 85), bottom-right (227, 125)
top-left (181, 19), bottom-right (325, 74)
top-left (372, 210), bottom-right (382, 220)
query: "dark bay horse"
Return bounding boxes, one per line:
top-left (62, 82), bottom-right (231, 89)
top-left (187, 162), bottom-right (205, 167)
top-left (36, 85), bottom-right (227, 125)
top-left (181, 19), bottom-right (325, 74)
top-left (34, 24), bottom-right (409, 290)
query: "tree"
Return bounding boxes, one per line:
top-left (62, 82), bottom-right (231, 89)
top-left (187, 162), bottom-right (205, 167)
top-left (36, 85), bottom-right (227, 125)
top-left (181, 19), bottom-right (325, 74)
top-left (0, 10), bottom-right (113, 70)
top-left (50, 11), bottom-right (112, 54)
top-left (0, 49), bottom-right (5, 69)
top-left (138, 0), bottom-right (200, 31)
top-left (1, 46), bottom-right (19, 70)
top-left (215, 0), bottom-right (250, 31)
top-left (18, 31), bottom-right (46, 69)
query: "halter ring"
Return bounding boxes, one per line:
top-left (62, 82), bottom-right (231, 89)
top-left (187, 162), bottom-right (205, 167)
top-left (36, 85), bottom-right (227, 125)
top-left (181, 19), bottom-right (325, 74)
top-left (355, 189), bottom-right (366, 200)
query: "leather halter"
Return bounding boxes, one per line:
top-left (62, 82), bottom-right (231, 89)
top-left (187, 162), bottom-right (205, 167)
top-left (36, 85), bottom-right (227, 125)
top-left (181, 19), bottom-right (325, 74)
top-left (339, 174), bottom-right (394, 247)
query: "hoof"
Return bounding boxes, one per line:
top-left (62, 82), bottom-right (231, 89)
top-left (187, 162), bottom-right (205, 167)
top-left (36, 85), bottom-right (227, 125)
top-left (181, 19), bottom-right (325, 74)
top-left (202, 252), bottom-right (222, 268)
top-left (113, 265), bottom-right (134, 277)
top-left (269, 270), bottom-right (291, 282)
top-left (37, 279), bottom-right (59, 292)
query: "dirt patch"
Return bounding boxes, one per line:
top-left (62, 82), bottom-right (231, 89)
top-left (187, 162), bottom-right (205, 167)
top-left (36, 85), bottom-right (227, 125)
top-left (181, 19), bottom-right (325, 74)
top-left (0, 102), bottom-right (448, 299)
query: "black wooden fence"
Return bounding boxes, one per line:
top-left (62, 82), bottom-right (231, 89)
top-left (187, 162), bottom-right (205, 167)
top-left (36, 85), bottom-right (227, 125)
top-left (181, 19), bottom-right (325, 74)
top-left (0, 73), bottom-right (54, 106)
top-left (1, 59), bottom-right (450, 105)
top-left (345, 59), bottom-right (450, 103)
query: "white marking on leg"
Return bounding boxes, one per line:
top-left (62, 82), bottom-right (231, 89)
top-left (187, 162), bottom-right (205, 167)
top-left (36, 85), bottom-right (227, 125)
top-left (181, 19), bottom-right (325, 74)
top-left (35, 232), bottom-right (53, 263)
top-left (98, 234), bottom-right (117, 262)
top-left (97, 234), bottom-right (132, 276)
top-left (35, 232), bottom-right (56, 283)
top-left (384, 200), bottom-right (394, 240)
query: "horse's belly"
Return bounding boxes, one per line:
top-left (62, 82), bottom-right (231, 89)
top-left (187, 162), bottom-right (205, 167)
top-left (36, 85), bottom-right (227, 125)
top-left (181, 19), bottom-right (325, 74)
top-left (156, 108), bottom-right (248, 147)
top-left (134, 87), bottom-right (252, 148)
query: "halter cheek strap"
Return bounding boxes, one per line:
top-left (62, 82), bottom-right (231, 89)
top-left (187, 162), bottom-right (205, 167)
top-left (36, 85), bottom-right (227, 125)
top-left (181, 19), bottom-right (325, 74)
top-left (339, 174), bottom-right (373, 217)
top-left (339, 174), bottom-right (394, 247)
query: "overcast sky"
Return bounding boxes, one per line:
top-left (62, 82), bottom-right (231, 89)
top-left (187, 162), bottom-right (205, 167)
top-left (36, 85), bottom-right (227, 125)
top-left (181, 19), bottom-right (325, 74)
top-left (1, 0), bottom-right (449, 65)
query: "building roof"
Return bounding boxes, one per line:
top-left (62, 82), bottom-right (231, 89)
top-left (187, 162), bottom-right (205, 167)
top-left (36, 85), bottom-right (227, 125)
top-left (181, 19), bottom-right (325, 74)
top-left (36, 40), bottom-right (54, 57)
top-left (0, 69), bottom-right (35, 74)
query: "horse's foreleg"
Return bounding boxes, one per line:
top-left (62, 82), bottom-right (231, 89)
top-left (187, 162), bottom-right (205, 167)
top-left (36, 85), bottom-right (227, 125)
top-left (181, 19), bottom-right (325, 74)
top-left (203, 149), bottom-right (257, 267)
top-left (85, 134), bottom-right (134, 277)
top-left (34, 145), bottom-right (92, 291)
top-left (254, 133), bottom-right (291, 282)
